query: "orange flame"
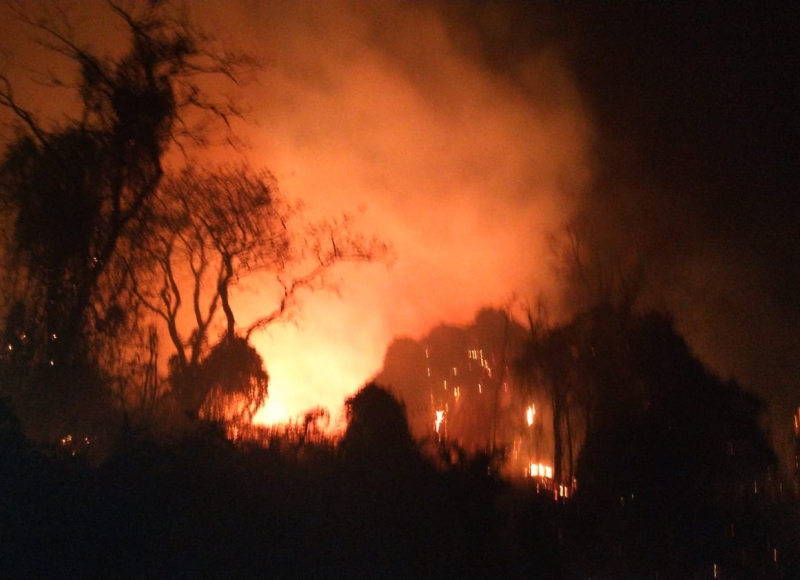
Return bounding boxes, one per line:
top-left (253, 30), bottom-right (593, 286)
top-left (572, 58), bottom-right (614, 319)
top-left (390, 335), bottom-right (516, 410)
top-left (435, 410), bottom-right (445, 433)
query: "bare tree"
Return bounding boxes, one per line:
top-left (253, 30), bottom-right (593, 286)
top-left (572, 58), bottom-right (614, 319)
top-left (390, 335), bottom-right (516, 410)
top-left (549, 218), bottom-right (646, 313)
top-left (516, 314), bottom-right (572, 487)
top-left (515, 216), bottom-right (648, 487)
top-left (99, 321), bottom-right (165, 438)
top-left (132, 164), bottom-right (388, 420)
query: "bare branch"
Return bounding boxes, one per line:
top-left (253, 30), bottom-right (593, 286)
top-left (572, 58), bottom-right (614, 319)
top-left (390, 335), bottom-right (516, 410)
top-left (0, 74), bottom-right (50, 147)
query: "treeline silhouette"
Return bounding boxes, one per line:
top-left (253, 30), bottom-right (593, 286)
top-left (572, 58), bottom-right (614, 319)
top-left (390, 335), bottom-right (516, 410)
top-left (0, 389), bottom-right (522, 579)
top-left (2, 368), bottom-right (798, 579)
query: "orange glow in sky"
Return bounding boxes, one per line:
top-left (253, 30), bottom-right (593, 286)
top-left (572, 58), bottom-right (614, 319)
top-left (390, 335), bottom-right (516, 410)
top-left (3, 2), bottom-right (798, 481)
top-left (0, 2), bottom-right (594, 427)
top-left (207, 1), bottom-right (594, 425)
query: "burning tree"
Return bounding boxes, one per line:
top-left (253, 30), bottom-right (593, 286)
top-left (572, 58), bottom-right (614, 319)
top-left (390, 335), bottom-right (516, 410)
top-left (513, 218), bottom-right (648, 488)
top-left (515, 317), bottom-right (585, 488)
top-left (374, 308), bottom-right (527, 456)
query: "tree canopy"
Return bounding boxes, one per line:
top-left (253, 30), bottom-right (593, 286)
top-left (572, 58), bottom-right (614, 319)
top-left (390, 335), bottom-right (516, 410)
top-left (0, 2), bottom-right (386, 442)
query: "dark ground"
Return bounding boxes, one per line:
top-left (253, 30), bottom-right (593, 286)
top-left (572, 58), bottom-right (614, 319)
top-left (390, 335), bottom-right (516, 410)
top-left (2, 416), bottom-right (797, 580)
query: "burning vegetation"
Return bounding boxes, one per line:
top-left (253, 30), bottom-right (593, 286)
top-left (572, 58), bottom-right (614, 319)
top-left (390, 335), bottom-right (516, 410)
top-left (0, 2), bottom-right (798, 579)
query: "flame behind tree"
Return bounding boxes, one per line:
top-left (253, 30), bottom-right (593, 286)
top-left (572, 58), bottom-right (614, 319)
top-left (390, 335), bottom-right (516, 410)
top-left (132, 164), bottom-right (387, 421)
top-left (515, 317), bottom-right (582, 488)
top-left (194, 336), bottom-right (268, 425)
top-left (134, 165), bottom-right (283, 420)
top-left (513, 218), bottom-right (648, 487)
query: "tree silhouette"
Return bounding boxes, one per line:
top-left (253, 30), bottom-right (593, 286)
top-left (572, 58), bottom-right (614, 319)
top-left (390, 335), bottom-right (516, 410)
top-left (0, 1), bottom-right (251, 364)
top-left (193, 336), bottom-right (268, 425)
top-left (514, 217), bottom-right (647, 487)
top-left (131, 164), bottom-right (386, 419)
top-left (372, 337), bottom-right (430, 437)
top-left (0, 3), bottom-right (387, 435)
top-left (0, 1), bottom-right (254, 441)
top-left (574, 309), bottom-right (775, 501)
top-left (549, 218), bottom-right (647, 313)
top-left (515, 320), bottom-right (578, 487)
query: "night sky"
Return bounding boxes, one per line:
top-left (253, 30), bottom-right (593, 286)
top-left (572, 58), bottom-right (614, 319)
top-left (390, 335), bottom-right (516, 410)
top-left (564, 4), bottom-right (800, 460)
top-left (0, 2), bottom-right (797, 460)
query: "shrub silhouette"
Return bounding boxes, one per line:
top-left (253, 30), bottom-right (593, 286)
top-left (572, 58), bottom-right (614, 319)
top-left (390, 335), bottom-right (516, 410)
top-left (339, 382), bottom-right (414, 465)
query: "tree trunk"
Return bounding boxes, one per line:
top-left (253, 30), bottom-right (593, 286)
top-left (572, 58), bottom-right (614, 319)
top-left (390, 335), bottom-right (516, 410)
top-left (565, 403), bottom-right (574, 488)
top-left (218, 254), bottom-right (235, 339)
top-left (552, 388), bottom-right (564, 487)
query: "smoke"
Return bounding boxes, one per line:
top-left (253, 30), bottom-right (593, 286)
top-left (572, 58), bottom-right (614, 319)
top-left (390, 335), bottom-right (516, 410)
top-left (196, 1), bottom-right (594, 422)
top-left (228, 0), bottom-right (799, 473)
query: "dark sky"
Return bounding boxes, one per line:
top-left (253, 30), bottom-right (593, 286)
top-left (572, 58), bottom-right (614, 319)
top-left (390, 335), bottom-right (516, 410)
top-left (565, 4), bottom-right (800, 456)
top-left (574, 4), bottom-right (799, 279)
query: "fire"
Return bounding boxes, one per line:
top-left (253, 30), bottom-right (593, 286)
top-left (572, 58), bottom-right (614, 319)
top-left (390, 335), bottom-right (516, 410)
top-left (255, 397), bottom-right (290, 425)
top-left (197, 0), bottom-right (583, 435)
top-left (528, 462), bottom-right (553, 479)
top-left (526, 404), bottom-right (535, 427)
top-left (248, 313), bottom-right (384, 428)
top-left (59, 434), bottom-right (91, 456)
top-left (435, 410), bottom-right (445, 433)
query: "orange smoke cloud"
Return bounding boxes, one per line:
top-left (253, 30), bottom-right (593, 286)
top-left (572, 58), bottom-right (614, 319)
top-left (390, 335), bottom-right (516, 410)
top-left (0, 2), bottom-right (594, 425)
top-left (202, 1), bottom-right (595, 424)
